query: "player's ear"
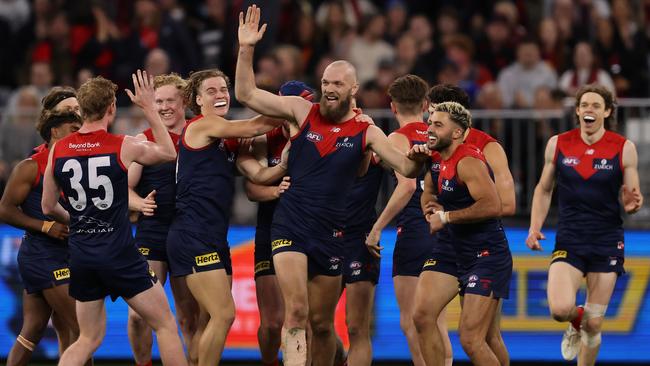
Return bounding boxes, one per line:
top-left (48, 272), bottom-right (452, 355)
top-left (351, 82), bottom-right (359, 97)
top-left (389, 102), bottom-right (397, 115)
top-left (603, 107), bottom-right (611, 119)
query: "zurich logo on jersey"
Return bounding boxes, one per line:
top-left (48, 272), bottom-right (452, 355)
top-left (335, 136), bottom-right (354, 148)
top-left (562, 156), bottom-right (580, 166)
top-left (441, 179), bottom-right (454, 192)
top-left (593, 158), bottom-right (614, 170)
top-left (306, 131), bottom-right (323, 142)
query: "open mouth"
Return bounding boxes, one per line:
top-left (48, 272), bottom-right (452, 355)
top-left (325, 95), bottom-right (339, 103)
top-left (214, 100), bottom-right (227, 108)
top-left (583, 115), bottom-right (596, 124)
top-left (160, 111), bottom-right (174, 118)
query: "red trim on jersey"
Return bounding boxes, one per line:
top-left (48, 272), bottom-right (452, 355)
top-left (440, 143), bottom-right (487, 187)
top-left (53, 130), bottom-right (127, 172)
top-left (465, 128), bottom-right (497, 151)
top-left (30, 148), bottom-right (49, 187)
top-left (361, 127), bottom-right (368, 152)
top-left (393, 122), bottom-right (428, 147)
top-left (556, 129), bottom-right (626, 180)
top-left (291, 104), bottom-right (320, 142)
top-left (143, 128), bottom-right (181, 153)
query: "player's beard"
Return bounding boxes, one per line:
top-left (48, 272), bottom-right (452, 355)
top-left (431, 133), bottom-right (453, 152)
top-left (320, 92), bottom-right (352, 122)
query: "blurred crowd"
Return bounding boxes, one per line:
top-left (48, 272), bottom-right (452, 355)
top-left (0, 0), bottom-right (649, 194)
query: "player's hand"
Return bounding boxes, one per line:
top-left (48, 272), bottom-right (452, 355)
top-left (526, 230), bottom-right (545, 251)
top-left (276, 176), bottom-right (291, 197)
top-left (423, 200), bottom-right (444, 218)
top-left (44, 222), bottom-right (69, 240)
top-left (407, 144), bottom-right (431, 162)
top-left (125, 69), bottom-right (155, 110)
top-left (238, 5), bottom-right (267, 47)
top-left (355, 113), bottom-right (375, 125)
top-left (238, 137), bottom-right (254, 156)
top-left (365, 229), bottom-right (384, 258)
top-left (139, 190), bottom-right (157, 216)
top-left (427, 212), bottom-right (444, 234)
top-left (622, 185), bottom-right (642, 214)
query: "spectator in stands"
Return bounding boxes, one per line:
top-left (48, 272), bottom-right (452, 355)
top-left (408, 14), bottom-right (440, 84)
top-left (435, 6), bottom-right (461, 45)
top-left (385, 0), bottom-right (408, 43)
top-left (559, 42), bottom-right (615, 96)
top-left (192, 0), bottom-right (235, 74)
top-left (255, 53), bottom-right (283, 93)
top-left (314, 0), bottom-right (356, 59)
top-left (347, 13), bottom-right (394, 85)
top-left (0, 86), bottom-right (42, 178)
top-left (28, 61), bottom-right (53, 101)
top-left (273, 45), bottom-right (304, 84)
top-left (394, 34), bottom-right (419, 76)
top-left (476, 15), bottom-right (515, 78)
top-left (443, 34), bottom-right (493, 105)
top-left (497, 38), bottom-right (557, 108)
top-left (538, 18), bottom-right (570, 73)
top-left (145, 48), bottom-right (171, 77)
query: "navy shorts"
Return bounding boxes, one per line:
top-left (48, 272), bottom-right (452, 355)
top-left (135, 236), bottom-right (168, 263)
top-left (17, 245), bottom-right (70, 294)
top-left (254, 228), bottom-right (275, 278)
top-left (458, 251), bottom-right (512, 299)
top-left (69, 247), bottom-right (157, 302)
top-left (166, 229), bottom-right (232, 277)
top-left (342, 232), bottom-right (380, 285)
top-left (551, 241), bottom-right (625, 276)
top-left (393, 225), bottom-right (435, 277)
top-left (421, 229), bottom-right (458, 277)
top-left (271, 224), bottom-right (343, 277)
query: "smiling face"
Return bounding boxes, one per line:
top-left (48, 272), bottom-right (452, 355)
top-left (320, 62), bottom-right (358, 122)
top-left (426, 111), bottom-right (463, 152)
top-left (196, 76), bottom-right (230, 117)
top-left (155, 84), bottom-right (186, 129)
top-left (576, 91), bottom-right (610, 135)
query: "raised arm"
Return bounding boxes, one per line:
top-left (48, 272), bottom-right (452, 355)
top-left (191, 114), bottom-right (284, 140)
top-left (235, 5), bottom-right (311, 123)
top-left (365, 125), bottom-right (424, 178)
top-left (123, 70), bottom-right (176, 166)
top-left (483, 141), bottom-right (516, 216)
top-left (621, 139), bottom-right (643, 214)
top-left (0, 159), bottom-right (68, 239)
top-left (42, 144), bottom-right (70, 224)
top-left (526, 135), bottom-right (558, 251)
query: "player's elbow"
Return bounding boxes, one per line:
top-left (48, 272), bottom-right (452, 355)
top-left (41, 201), bottom-right (54, 217)
top-left (235, 86), bottom-right (254, 105)
top-left (484, 196), bottom-right (502, 219)
top-left (0, 203), bottom-right (10, 221)
top-left (160, 149), bottom-right (177, 163)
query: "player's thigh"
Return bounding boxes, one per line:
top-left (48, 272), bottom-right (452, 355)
top-left (308, 274), bottom-right (342, 323)
top-left (76, 299), bottom-right (107, 341)
top-left (459, 294), bottom-right (498, 337)
top-left (414, 271), bottom-right (458, 317)
top-left (21, 291), bottom-right (52, 336)
top-left (255, 275), bottom-right (285, 320)
top-left (273, 251), bottom-right (308, 303)
top-left (169, 276), bottom-right (198, 320)
top-left (185, 269), bottom-right (234, 315)
top-left (42, 284), bottom-right (77, 330)
top-left (148, 260), bottom-right (168, 286)
top-left (393, 275), bottom-right (420, 311)
top-left (126, 282), bottom-right (175, 330)
top-left (547, 261), bottom-right (583, 309)
top-left (585, 272), bottom-right (617, 305)
top-left (345, 281), bottom-right (375, 326)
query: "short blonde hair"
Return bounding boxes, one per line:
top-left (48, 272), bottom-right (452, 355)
top-left (434, 101), bottom-right (472, 130)
top-left (154, 73), bottom-right (186, 91)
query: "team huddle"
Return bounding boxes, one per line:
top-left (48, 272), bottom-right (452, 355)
top-left (0, 5), bottom-right (643, 366)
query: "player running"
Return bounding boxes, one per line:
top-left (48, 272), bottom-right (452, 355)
top-left (527, 84), bottom-right (642, 366)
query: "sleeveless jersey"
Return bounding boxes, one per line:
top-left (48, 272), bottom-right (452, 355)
top-left (393, 122), bottom-right (429, 230)
top-left (554, 129), bottom-right (626, 245)
top-left (344, 158), bottom-right (384, 235)
top-left (437, 143), bottom-right (508, 257)
top-left (256, 127), bottom-right (289, 232)
top-left (171, 116), bottom-right (239, 243)
top-left (52, 130), bottom-right (131, 267)
top-left (134, 129), bottom-right (181, 240)
top-left (20, 148), bottom-right (67, 255)
top-left (465, 128), bottom-right (496, 151)
top-left (273, 104), bottom-right (370, 237)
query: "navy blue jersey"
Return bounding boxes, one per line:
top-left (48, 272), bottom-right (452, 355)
top-left (554, 129), bottom-right (626, 246)
top-left (255, 127), bottom-right (288, 232)
top-left (273, 104), bottom-right (370, 237)
top-left (393, 122), bottom-right (429, 230)
top-left (52, 130), bottom-right (132, 267)
top-left (20, 148), bottom-right (67, 255)
top-left (134, 129), bottom-right (180, 246)
top-left (344, 158), bottom-right (383, 235)
top-left (437, 143), bottom-right (508, 259)
top-left (171, 116), bottom-right (239, 243)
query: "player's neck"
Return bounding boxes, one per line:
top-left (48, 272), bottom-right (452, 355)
top-left (580, 126), bottom-right (606, 145)
top-left (79, 119), bottom-right (109, 134)
top-left (440, 140), bottom-right (462, 160)
top-left (395, 113), bottom-right (423, 127)
top-left (335, 109), bottom-right (357, 124)
top-left (168, 120), bottom-right (185, 135)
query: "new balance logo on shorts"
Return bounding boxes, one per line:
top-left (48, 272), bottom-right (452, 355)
top-left (271, 239), bottom-right (292, 251)
top-left (53, 268), bottom-right (70, 280)
top-left (195, 252), bottom-right (220, 266)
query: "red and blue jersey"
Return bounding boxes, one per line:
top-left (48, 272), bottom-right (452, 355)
top-left (52, 130), bottom-right (131, 267)
top-left (554, 129), bottom-right (626, 246)
top-left (256, 127), bottom-right (289, 232)
top-left (272, 104), bottom-right (370, 237)
top-left (393, 122), bottom-right (429, 230)
top-left (20, 148), bottom-right (66, 254)
top-left (465, 128), bottom-right (496, 151)
top-left (134, 128), bottom-right (181, 243)
top-left (344, 158), bottom-right (384, 235)
top-left (437, 143), bottom-right (508, 259)
top-left (171, 116), bottom-right (239, 243)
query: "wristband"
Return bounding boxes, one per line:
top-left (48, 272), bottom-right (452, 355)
top-left (41, 220), bottom-right (56, 234)
top-left (436, 211), bottom-right (449, 225)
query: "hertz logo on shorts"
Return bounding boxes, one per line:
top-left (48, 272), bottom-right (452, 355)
top-left (53, 268), bottom-right (70, 280)
top-left (195, 252), bottom-right (220, 266)
top-left (272, 239), bottom-right (292, 251)
top-left (139, 247), bottom-right (150, 256)
top-left (423, 259), bottom-right (437, 268)
top-left (255, 261), bottom-right (271, 273)
top-left (551, 250), bottom-right (568, 261)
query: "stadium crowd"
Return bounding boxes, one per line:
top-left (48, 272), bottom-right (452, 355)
top-left (0, 0), bottom-right (649, 194)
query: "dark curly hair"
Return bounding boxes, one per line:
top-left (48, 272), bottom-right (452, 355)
top-left (575, 84), bottom-right (617, 130)
top-left (183, 69), bottom-right (230, 115)
top-left (37, 109), bottom-right (82, 143)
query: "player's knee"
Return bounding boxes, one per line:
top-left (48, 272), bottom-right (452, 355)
top-left (260, 313), bottom-right (284, 335)
top-left (286, 302), bottom-right (309, 324)
top-left (177, 311), bottom-right (197, 335)
top-left (582, 316), bottom-right (603, 334)
top-left (412, 308), bottom-right (435, 333)
top-left (459, 331), bottom-right (483, 355)
top-left (310, 315), bottom-right (334, 338)
top-left (580, 329), bottom-right (602, 349)
top-left (550, 304), bottom-right (574, 322)
top-left (128, 311), bottom-right (146, 328)
top-left (399, 313), bottom-right (415, 333)
top-left (345, 319), bottom-right (369, 340)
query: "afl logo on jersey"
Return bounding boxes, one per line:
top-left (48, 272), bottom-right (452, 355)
top-left (562, 156), bottom-right (580, 166)
top-left (593, 158), bottom-right (614, 170)
top-left (430, 162), bottom-right (440, 173)
top-left (306, 131), bottom-right (323, 142)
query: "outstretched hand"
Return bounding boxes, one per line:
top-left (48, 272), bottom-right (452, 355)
top-left (407, 143), bottom-right (431, 162)
top-left (125, 69), bottom-right (155, 110)
top-left (622, 184), bottom-right (642, 214)
top-left (238, 5), bottom-right (267, 47)
top-left (525, 230), bottom-right (545, 251)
